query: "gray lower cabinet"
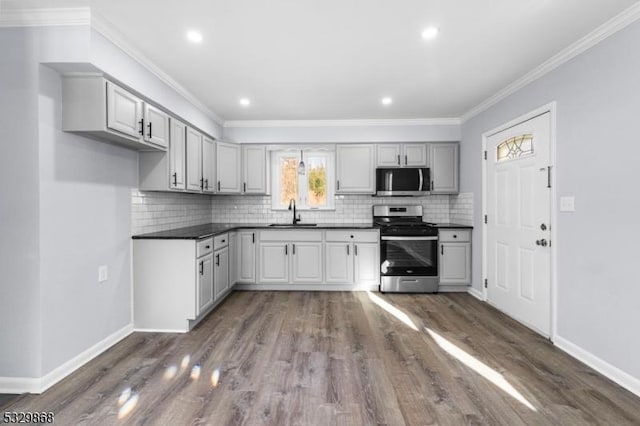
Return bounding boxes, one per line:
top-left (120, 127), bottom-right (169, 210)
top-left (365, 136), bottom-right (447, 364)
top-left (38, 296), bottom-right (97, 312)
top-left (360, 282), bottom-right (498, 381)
top-left (214, 245), bottom-right (230, 299)
top-left (324, 230), bottom-right (380, 289)
top-left (438, 229), bottom-right (471, 285)
top-left (237, 231), bottom-right (257, 283)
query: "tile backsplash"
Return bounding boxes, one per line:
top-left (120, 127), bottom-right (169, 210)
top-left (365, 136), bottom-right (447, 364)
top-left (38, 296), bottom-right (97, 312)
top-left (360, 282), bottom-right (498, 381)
top-left (131, 190), bottom-right (474, 235)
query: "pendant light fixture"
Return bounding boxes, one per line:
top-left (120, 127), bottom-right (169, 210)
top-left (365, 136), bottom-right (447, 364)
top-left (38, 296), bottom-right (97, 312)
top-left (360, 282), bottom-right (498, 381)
top-left (298, 150), bottom-right (306, 175)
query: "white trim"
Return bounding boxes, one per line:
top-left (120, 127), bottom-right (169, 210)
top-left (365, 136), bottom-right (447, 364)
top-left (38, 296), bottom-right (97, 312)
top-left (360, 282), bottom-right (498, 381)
top-left (0, 7), bottom-right (90, 27)
top-left (90, 12), bottom-right (224, 126)
top-left (481, 102), bottom-right (557, 341)
top-left (554, 335), bottom-right (640, 398)
top-left (133, 328), bottom-right (188, 334)
top-left (461, 3), bottom-right (640, 123)
top-left (224, 118), bottom-right (461, 128)
top-left (467, 287), bottom-right (485, 301)
top-left (234, 283), bottom-right (379, 292)
top-left (0, 323), bottom-right (133, 394)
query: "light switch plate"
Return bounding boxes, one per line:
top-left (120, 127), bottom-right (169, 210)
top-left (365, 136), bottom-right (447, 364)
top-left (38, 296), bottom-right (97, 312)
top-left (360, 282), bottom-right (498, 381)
top-left (560, 196), bottom-right (575, 212)
top-left (98, 265), bottom-right (108, 282)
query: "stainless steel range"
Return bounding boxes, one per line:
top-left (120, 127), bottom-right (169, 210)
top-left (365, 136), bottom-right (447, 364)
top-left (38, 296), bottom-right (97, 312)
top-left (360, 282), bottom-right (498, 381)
top-left (373, 205), bottom-right (439, 293)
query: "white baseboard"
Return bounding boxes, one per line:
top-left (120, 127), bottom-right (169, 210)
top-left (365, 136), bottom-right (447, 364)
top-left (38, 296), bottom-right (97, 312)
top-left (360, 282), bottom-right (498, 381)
top-left (0, 323), bottom-right (133, 394)
top-left (133, 328), bottom-right (187, 334)
top-left (554, 335), bottom-right (640, 398)
top-left (467, 287), bottom-right (485, 301)
top-left (234, 283), bottom-right (379, 292)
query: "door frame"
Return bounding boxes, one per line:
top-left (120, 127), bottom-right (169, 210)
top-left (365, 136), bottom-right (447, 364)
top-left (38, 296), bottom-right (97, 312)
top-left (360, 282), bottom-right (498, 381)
top-left (481, 102), bottom-right (558, 341)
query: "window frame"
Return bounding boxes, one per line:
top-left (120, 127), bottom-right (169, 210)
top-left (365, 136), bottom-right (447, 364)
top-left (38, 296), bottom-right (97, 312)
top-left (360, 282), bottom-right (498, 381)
top-left (270, 149), bottom-right (335, 211)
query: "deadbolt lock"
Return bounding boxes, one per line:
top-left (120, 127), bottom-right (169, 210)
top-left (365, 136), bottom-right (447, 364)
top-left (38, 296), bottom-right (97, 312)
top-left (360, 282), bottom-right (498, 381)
top-left (540, 223), bottom-right (547, 231)
top-left (535, 239), bottom-right (548, 247)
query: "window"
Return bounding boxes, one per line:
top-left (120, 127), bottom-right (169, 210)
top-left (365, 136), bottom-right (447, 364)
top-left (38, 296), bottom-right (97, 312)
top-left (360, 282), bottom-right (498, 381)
top-left (496, 134), bottom-right (534, 162)
top-left (271, 150), bottom-right (335, 210)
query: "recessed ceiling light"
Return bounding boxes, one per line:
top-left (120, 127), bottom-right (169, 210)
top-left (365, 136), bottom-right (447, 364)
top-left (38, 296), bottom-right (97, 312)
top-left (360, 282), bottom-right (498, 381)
top-left (239, 98), bottom-right (251, 106)
top-left (381, 97), bottom-right (393, 106)
top-left (186, 30), bottom-right (203, 44)
top-left (421, 27), bottom-right (439, 40)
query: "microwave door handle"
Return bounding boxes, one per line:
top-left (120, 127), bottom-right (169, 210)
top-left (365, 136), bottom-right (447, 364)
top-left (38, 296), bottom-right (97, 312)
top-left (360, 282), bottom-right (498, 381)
top-left (418, 168), bottom-right (424, 191)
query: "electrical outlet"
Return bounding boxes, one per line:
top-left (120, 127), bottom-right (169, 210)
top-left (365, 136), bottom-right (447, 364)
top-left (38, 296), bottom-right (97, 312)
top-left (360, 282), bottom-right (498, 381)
top-left (98, 265), bottom-right (108, 282)
top-left (559, 196), bottom-right (575, 212)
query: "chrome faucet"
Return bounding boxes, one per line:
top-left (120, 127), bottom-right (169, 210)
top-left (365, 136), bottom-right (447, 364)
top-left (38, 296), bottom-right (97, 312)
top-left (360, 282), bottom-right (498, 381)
top-left (288, 199), bottom-right (301, 224)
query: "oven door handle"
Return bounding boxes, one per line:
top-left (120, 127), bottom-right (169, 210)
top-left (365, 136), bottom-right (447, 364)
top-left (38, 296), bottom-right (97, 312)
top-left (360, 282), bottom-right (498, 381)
top-left (381, 236), bottom-right (438, 241)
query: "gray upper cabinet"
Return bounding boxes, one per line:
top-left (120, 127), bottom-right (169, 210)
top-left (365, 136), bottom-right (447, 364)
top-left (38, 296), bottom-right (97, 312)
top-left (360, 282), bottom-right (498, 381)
top-left (62, 76), bottom-right (166, 151)
top-left (336, 144), bottom-right (376, 194)
top-left (376, 144), bottom-right (428, 167)
top-left (142, 103), bottom-right (170, 149)
top-left (216, 141), bottom-right (242, 193)
top-left (202, 136), bottom-right (216, 194)
top-left (186, 127), bottom-right (203, 192)
top-left (429, 142), bottom-right (459, 194)
top-left (242, 145), bottom-right (268, 194)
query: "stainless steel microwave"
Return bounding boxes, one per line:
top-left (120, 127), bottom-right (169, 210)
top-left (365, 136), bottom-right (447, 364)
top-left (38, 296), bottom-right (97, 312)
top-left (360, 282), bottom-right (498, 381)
top-left (375, 167), bottom-right (430, 196)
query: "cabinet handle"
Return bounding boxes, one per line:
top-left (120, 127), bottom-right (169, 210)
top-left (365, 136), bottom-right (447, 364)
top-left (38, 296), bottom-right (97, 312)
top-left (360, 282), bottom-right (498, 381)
top-left (221, 239), bottom-right (226, 243)
top-left (355, 245), bottom-right (358, 256)
top-left (138, 118), bottom-right (144, 136)
top-left (205, 179), bottom-right (209, 190)
top-left (346, 245), bottom-right (349, 255)
top-left (453, 235), bottom-right (457, 239)
top-left (205, 245), bottom-right (210, 249)
top-left (199, 261), bottom-right (203, 275)
top-left (218, 181), bottom-right (221, 191)
top-left (285, 245), bottom-right (288, 255)
top-left (441, 245), bottom-right (444, 255)
top-left (337, 180), bottom-right (340, 190)
top-left (405, 154), bottom-right (408, 165)
top-left (252, 233), bottom-right (255, 243)
top-left (200, 177), bottom-right (204, 190)
top-left (431, 181), bottom-right (434, 191)
top-left (243, 182), bottom-right (246, 193)
top-left (147, 121), bottom-right (152, 139)
top-left (216, 254), bottom-right (220, 266)
top-left (172, 172), bottom-right (178, 186)
top-left (397, 154), bottom-right (400, 165)
top-left (292, 243), bottom-right (296, 255)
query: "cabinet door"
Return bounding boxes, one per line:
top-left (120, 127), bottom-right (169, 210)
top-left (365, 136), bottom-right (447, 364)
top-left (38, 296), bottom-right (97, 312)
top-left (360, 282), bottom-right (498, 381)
top-left (291, 242), bottom-right (323, 283)
top-left (258, 243), bottom-right (289, 283)
top-left (439, 243), bottom-right (471, 284)
top-left (170, 119), bottom-right (186, 190)
top-left (376, 144), bottom-right (401, 167)
top-left (229, 232), bottom-right (237, 286)
top-left (354, 243), bottom-right (380, 288)
top-left (143, 103), bottom-right (169, 149)
top-left (242, 145), bottom-right (267, 194)
top-left (106, 81), bottom-right (143, 138)
top-left (238, 231), bottom-right (256, 283)
top-left (336, 144), bottom-right (375, 194)
top-left (325, 242), bottom-right (353, 284)
top-left (403, 144), bottom-right (428, 167)
top-left (186, 127), bottom-right (203, 192)
top-left (217, 142), bottom-right (241, 193)
top-left (202, 136), bottom-right (215, 193)
top-left (197, 253), bottom-right (214, 315)
top-left (430, 143), bottom-right (459, 194)
top-left (214, 247), bottom-right (230, 299)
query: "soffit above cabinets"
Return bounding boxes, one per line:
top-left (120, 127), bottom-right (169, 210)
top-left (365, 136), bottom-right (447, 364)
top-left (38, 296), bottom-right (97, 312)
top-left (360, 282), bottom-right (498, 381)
top-left (2, 0), bottom-right (639, 122)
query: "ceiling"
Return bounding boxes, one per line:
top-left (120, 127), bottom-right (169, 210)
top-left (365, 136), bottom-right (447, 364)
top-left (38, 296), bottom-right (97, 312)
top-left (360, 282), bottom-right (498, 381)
top-left (3, 0), bottom-right (639, 122)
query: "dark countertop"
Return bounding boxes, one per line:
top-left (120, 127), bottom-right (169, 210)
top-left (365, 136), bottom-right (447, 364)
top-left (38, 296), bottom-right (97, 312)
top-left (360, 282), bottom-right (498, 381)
top-left (132, 223), bottom-right (377, 240)
top-left (430, 223), bottom-right (474, 229)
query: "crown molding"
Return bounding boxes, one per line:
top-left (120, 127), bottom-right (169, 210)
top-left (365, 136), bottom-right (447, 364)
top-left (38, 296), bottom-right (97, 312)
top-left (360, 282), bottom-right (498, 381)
top-left (461, 2), bottom-right (640, 123)
top-left (90, 12), bottom-right (225, 126)
top-left (223, 118), bottom-right (461, 128)
top-left (0, 7), bottom-right (90, 27)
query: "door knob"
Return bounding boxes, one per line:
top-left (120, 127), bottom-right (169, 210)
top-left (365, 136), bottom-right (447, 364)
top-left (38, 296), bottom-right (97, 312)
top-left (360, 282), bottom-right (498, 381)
top-left (535, 239), bottom-right (548, 247)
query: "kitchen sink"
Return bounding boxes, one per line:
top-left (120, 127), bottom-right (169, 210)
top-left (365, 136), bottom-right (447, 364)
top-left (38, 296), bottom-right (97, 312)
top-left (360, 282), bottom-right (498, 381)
top-left (268, 223), bottom-right (318, 227)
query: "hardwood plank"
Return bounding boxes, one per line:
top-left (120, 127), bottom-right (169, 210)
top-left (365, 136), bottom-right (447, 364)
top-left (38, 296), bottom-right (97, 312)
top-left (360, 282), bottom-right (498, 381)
top-left (4, 291), bottom-right (639, 426)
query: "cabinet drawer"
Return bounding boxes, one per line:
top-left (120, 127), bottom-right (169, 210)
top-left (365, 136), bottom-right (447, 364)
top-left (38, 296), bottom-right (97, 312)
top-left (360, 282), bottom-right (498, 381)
top-left (259, 230), bottom-right (322, 242)
top-left (214, 233), bottom-right (229, 250)
top-left (439, 229), bottom-right (471, 242)
top-left (325, 230), bottom-right (379, 243)
top-left (197, 238), bottom-right (214, 257)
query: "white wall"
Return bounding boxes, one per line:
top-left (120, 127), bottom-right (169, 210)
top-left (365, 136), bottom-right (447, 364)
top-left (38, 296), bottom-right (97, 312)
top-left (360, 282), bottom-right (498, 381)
top-left (223, 122), bottom-right (459, 144)
top-left (461, 21), bottom-right (640, 381)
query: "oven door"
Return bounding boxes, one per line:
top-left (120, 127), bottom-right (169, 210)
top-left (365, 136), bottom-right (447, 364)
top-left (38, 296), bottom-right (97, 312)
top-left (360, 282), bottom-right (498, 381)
top-left (380, 236), bottom-right (438, 276)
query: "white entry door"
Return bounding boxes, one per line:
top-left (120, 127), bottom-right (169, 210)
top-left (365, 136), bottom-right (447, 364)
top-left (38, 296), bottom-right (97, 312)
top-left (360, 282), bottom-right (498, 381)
top-left (486, 112), bottom-right (552, 336)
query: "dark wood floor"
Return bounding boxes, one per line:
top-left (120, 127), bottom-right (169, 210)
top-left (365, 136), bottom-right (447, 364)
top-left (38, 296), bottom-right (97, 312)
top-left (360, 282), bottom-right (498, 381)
top-left (5, 291), bottom-right (640, 425)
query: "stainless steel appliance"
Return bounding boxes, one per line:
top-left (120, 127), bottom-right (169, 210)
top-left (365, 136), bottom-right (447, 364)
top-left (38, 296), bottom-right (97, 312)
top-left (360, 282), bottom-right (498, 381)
top-left (375, 167), bottom-right (430, 196)
top-left (373, 205), bottom-right (439, 293)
